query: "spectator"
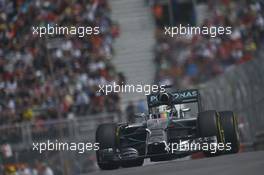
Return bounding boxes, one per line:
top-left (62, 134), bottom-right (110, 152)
top-left (4, 165), bottom-right (17, 175)
top-left (17, 164), bottom-right (31, 175)
top-left (35, 162), bottom-right (53, 175)
top-left (137, 99), bottom-right (147, 113)
top-left (126, 101), bottom-right (135, 123)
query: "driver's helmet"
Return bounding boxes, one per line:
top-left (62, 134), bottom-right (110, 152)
top-left (157, 105), bottom-right (170, 119)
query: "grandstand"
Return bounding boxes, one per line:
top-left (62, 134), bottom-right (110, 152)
top-left (151, 0), bottom-right (264, 87)
top-left (0, 0), bottom-right (122, 174)
top-left (0, 0), bottom-right (123, 126)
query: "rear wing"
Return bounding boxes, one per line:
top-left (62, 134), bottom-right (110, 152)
top-left (147, 89), bottom-right (201, 107)
top-left (171, 89), bottom-right (199, 104)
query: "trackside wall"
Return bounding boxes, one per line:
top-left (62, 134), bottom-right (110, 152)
top-left (199, 52), bottom-right (264, 145)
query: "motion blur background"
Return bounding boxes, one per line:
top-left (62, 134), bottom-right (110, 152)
top-left (0, 0), bottom-right (263, 174)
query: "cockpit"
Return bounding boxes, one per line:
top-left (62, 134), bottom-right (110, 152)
top-left (149, 103), bottom-right (196, 120)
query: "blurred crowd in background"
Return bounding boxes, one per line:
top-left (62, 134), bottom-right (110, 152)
top-left (152, 0), bottom-right (264, 87)
top-left (0, 0), bottom-right (123, 126)
top-left (0, 161), bottom-right (54, 175)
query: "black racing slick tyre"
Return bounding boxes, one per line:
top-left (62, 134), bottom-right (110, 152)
top-left (95, 123), bottom-right (119, 170)
top-left (198, 110), bottom-right (224, 156)
top-left (219, 111), bottom-right (240, 154)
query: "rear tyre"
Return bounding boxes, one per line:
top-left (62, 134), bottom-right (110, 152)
top-left (197, 110), bottom-right (223, 156)
top-left (219, 111), bottom-right (240, 154)
top-left (96, 123), bottom-right (119, 170)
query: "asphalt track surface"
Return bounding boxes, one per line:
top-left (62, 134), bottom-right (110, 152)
top-left (90, 151), bottom-right (264, 175)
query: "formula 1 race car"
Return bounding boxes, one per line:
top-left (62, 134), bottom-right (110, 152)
top-left (95, 87), bottom-right (240, 170)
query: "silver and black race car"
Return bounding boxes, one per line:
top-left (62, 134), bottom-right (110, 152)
top-left (95, 87), bottom-right (240, 170)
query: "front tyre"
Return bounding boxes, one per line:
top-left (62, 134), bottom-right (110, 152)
top-left (219, 111), bottom-right (240, 154)
top-left (96, 123), bottom-right (119, 170)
